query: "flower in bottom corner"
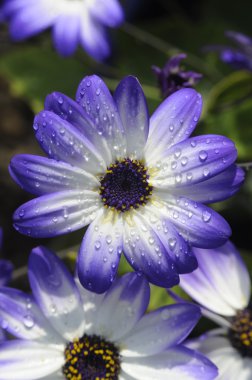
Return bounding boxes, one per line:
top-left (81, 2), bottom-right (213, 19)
top-left (9, 74), bottom-right (244, 294)
top-left (179, 241), bottom-right (252, 380)
top-left (0, 246), bottom-right (218, 380)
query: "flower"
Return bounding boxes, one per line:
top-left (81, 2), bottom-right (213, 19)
top-left (179, 241), bottom-right (252, 379)
top-left (9, 75), bottom-right (244, 293)
top-left (0, 246), bottom-right (218, 380)
top-left (2, 0), bottom-right (124, 60)
top-left (152, 53), bottom-right (202, 98)
top-left (205, 31), bottom-right (252, 71)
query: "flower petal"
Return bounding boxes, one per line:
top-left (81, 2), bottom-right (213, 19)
top-left (123, 210), bottom-right (180, 288)
top-left (158, 196), bottom-right (231, 248)
top-left (145, 89), bottom-right (202, 163)
top-left (189, 335), bottom-right (244, 380)
top-left (121, 346), bottom-right (217, 380)
top-left (45, 91), bottom-right (112, 167)
top-left (13, 190), bottom-right (100, 238)
top-left (9, 154), bottom-right (99, 196)
top-left (114, 76), bottom-right (149, 159)
top-left (76, 75), bottom-right (126, 161)
top-left (150, 135), bottom-right (238, 187)
top-left (75, 278), bottom-right (106, 333)
top-left (141, 205), bottom-right (197, 274)
top-left (79, 14), bottom-right (111, 61)
top-left (0, 260), bottom-right (13, 287)
top-left (53, 13), bottom-right (80, 56)
top-left (0, 288), bottom-right (63, 343)
top-left (89, 0), bottom-right (124, 27)
top-left (34, 110), bottom-right (105, 174)
top-left (94, 272), bottom-right (150, 341)
top-left (158, 164), bottom-right (244, 203)
top-left (77, 210), bottom-right (123, 294)
top-left (120, 303), bottom-right (200, 357)
top-left (0, 340), bottom-right (64, 380)
top-left (28, 246), bottom-right (85, 341)
top-left (7, 3), bottom-right (56, 41)
top-left (180, 241), bottom-right (251, 316)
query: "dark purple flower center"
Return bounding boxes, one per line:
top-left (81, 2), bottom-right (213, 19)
top-left (229, 308), bottom-right (252, 357)
top-left (99, 158), bottom-right (153, 212)
top-left (63, 334), bottom-right (120, 379)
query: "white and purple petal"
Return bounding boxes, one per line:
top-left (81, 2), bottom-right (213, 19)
top-left (114, 76), bottom-right (149, 159)
top-left (79, 14), bottom-right (111, 61)
top-left (94, 272), bottom-right (150, 341)
top-left (0, 340), bottom-right (64, 380)
top-left (53, 13), bottom-right (80, 57)
top-left (78, 210), bottom-right (123, 294)
top-left (158, 196), bottom-right (231, 248)
top-left (123, 210), bottom-right (180, 288)
top-left (159, 164), bottom-right (244, 203)
top-left (121, 345), bottom-right (217, 380)
top-left (180, 241), bottom-right (251, 316)
top-left (9, 154), bottom-right (99, 196)
top-left (76, 75), bottom-right (126, 161)
top-left (145, 88), bottom-right (202, 164)
top-left (120, 303), bottom-right (201, 357)
top-left (150, 135), bottom-right (237, 188)
top-left (89, 0), bottom-right (124, 27)
top-left (34, 110), bottom-right (106, 174)
top-left (13, 190), bottom-right (100, 238)
top-left (28, 246), bottom-right (85, 341)
top-left (0, 288), bottom-right (63, 343)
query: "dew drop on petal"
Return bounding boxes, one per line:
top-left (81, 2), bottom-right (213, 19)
top-left (23, 314), bottom-right (35, 329)
top-left (199, 150), bottom-right (208, 162)
top-left (202, 210), bottom-right (212, 223)
top-left (95, 241), bottom-right (101, 250)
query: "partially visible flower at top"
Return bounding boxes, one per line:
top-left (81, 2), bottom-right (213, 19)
top-left (152, 53), bottom-right (203, 98)
top-left (179, 241), bottom-right (252, 379)
top-left (0, 246), bottom-right (218, 380)
top-left (0, 227), bottom-right (13, 342)
top-left (205, 31), bottom-right (252, 71)
top-left (2, 0), bottom-right (124, 61)
top-left (9, 74), bottom-right (244, 294)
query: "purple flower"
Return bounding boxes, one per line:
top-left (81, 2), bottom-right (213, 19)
top-left (0, 246), bottom-right (217, 380)
top-left (206, 31), bottom-right (252, 71)
top-left (179, 241), bottom-right (252, 379)
top-left (2, 0), bottom-right (124, 60)
top-left (10, 75), bottom-right (243, 293)
top-left (152, 54), bottom-right (202, 98)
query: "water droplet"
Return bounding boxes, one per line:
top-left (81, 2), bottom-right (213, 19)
top-left (171, 161), bottom-right (177, 170)
top-left (203, 168), bottom-right (210, 177)
top-left (175, 174), bottom-right (182, 183)
top-left (202, 210), bottom-right (212, 223)
top-left (95, 241), bottom-right (101, 250)
top-left (168, 238), bottom-right (177, 250)
top-left (52, 217), bottom-right (58, 224)
top-left (181, 157), bottom-right (188, 166)
top-left (199, 150), bottom-right (208, 162)
top-left (86, 81), bottom-right (91, 87)
top-left (23, 314), bottom-right (35, 329)
top-left (106, 235), bottom-right (112, 244)
top-left (190, 140), bottom-right (197, 147)
top-left (148, 237), bottom-right (155, 245)
top-left (57, 97), bottom-right (63, 105)
top-left (169, 124), bottom-right (174, 132)
top-left (96, 88), bottom-right (101, 96)
top-left (103, 257), bottom-right (108, 263)
top-left (19, 209), bottom-right (25, 218)
top-left (174, 149), bottom-right (181, 158)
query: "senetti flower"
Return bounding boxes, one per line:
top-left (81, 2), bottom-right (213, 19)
top-left (179, 241), bottom-right (252, 380)
top-left (0, 246), bottom-right (218, 380)
top-left (2, 0), bottom-right (124, 60)
top-left (206, 31), bottom-right (252, 71)
top-left (10, 75), bottom-right (243, 293)
top-left (152, 53), bottom-right (203, 98)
